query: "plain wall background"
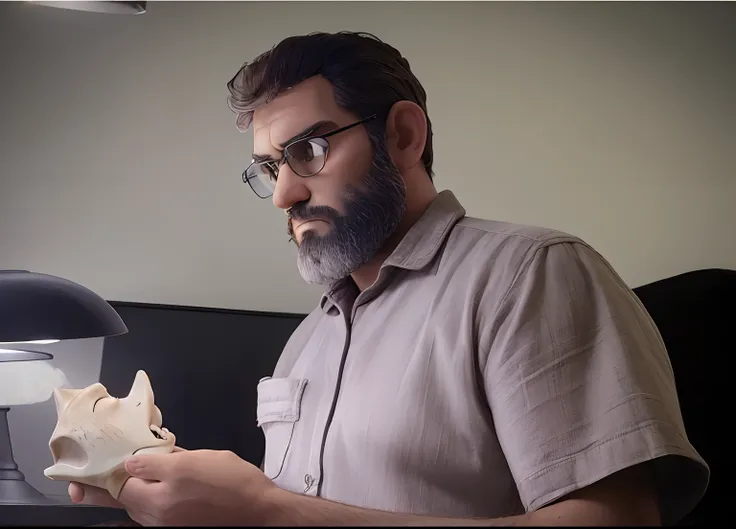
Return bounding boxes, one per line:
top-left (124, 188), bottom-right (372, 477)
top-left (1, 0), bottom-right (734, 316)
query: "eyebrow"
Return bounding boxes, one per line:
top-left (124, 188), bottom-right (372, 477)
top-left (252, 121), bottom-right (332, 163)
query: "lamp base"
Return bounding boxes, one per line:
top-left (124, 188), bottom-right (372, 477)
top-left (0, 477), bottom-right (56, 505)
top-left (0, 406), bottom-right (56, 505)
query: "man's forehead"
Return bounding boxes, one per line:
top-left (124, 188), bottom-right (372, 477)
top-left (252, 76), bottom-right (339, 154)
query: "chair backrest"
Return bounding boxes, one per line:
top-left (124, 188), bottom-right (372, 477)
top-left (633, 268), bottom-right (735, 526)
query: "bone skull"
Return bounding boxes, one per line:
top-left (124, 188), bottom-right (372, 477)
top-left (44, 370), bottom-right (176, 498)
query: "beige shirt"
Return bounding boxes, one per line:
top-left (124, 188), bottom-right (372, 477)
top-left (257, 190), bottom-right (708, 524)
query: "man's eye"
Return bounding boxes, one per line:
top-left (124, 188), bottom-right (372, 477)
top-left (302, 143), bottom-right (315, 162)
top-left (265, 162), bottom-right (278, 181)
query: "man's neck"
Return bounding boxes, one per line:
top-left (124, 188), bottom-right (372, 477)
top-left (350, 185), bottom-right (438, 292)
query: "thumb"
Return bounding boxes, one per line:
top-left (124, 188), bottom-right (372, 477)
top-left (125, 452), bottom-right (177, 481)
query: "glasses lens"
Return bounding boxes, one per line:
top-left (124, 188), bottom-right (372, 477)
top-left (286, 138), bottom-right (328, 177)
top-left (243, 162), bottom-right (276, 198)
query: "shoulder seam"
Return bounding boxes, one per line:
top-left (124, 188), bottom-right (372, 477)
top-left (454, 220), bottom-right (580, 245)
top-left (492, 239), bottom-right (595, 324)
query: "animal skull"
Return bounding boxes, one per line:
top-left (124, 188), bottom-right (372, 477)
top-left (44, 370), bottom-right (176, 498)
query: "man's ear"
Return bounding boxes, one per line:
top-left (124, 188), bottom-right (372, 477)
top-left (384, 100), bottom-right (428, 172)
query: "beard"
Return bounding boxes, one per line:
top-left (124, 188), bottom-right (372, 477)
top-left (287, 145), bottom-right (406, 286)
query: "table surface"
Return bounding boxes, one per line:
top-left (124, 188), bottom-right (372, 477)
top-left (0, 503), bottom-right (132, 526)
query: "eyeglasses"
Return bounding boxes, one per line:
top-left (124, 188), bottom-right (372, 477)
top-left (242, 115), bottom-right (377, 199)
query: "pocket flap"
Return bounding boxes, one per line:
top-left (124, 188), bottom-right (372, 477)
top-left (256, 377), bottom-right (308, 426)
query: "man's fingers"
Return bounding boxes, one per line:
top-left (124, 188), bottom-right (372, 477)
top-left (68, 482), bottom-right (85, 503)
top-left (68, 448), bottom-right (184, 508)
top-left (117, 476), bottom-right (166, 507)
top-left (125, 450), bottom-right (183, 481)
top-left (68, 482), bottom-right (124, 509)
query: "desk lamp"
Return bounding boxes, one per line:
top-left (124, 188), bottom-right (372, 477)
top-left (0, 270), bottom-right (128, 504)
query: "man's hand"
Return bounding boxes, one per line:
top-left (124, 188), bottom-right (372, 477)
top-left (69, 448), bottom-right (278, 526)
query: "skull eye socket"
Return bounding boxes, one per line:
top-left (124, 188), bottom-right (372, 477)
top-left (50, 436), bottom-right (89, 467)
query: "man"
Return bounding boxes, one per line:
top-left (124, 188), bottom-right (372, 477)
top-left (71, 31), bottom-right (708, 526)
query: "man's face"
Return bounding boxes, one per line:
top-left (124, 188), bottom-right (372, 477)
top-left (251, 76), bottom-right (406, 285)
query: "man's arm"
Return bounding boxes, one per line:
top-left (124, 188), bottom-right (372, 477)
top-left (262, 465), bottom-right (660, 526)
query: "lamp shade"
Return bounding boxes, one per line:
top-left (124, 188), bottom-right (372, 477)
top-left (0, 349), bottom-right (53, 363)
top-left (0, 270), bottom-right (128, 342)
top-left (29, 1), bottom-right (146, 15)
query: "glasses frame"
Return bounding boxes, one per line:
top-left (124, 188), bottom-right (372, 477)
top-left (242, 114), bottom-right (377, 199)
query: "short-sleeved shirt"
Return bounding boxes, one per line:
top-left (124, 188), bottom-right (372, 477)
top-left (257, 190), bottom-right (709, 524)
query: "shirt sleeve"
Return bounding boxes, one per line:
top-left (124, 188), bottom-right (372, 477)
top-left (483, 240), bottom-right (709, 525)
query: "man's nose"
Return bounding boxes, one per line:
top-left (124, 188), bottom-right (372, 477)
top-left (272, 164), bottom-right (310, 211)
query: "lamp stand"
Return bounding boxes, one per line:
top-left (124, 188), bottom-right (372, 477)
top-left (0, 407), bottom-right (55, 504)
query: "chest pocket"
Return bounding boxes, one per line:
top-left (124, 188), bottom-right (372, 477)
top-left (256, 377), bottom-right (308, 480)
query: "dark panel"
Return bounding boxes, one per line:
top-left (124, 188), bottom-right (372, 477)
top-left (632, 268), bottom-right (734, 527)
top-left (99, 302), bottom-right (306, 466)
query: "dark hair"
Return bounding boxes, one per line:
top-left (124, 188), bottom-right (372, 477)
top-left (226, 31), bottom-right (434, 179)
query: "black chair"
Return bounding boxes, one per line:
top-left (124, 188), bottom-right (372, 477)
top-left (633, 268), bottom-right (735, 526)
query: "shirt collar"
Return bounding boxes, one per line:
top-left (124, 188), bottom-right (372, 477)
top-left (319, 190), bottom-right (466, 313)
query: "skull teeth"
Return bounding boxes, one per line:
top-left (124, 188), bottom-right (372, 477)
top-left (150, 424), bottom-right (167, 440)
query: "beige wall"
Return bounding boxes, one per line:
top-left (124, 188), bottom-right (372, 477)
top-left (1, 1), bottom-right (734, 314)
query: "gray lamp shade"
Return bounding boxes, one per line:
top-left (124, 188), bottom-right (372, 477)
top-left (29, 1), bottom-right (147, 15)
top-left (0, 270), bottom-right (128, 343)
top-left (0, 349), bottom-right (53, 363)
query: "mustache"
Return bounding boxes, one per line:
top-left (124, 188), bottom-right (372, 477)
top-left (287, 203), bottom-right (340, 239)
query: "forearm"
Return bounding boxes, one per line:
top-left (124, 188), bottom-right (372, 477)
top-left (261, 467), bottom-right (660, 527)
top-left (263, 489), bottom-right (531, 526)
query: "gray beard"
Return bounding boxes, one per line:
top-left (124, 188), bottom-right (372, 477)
top-left (292, 157), bottom-right (406, 286)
